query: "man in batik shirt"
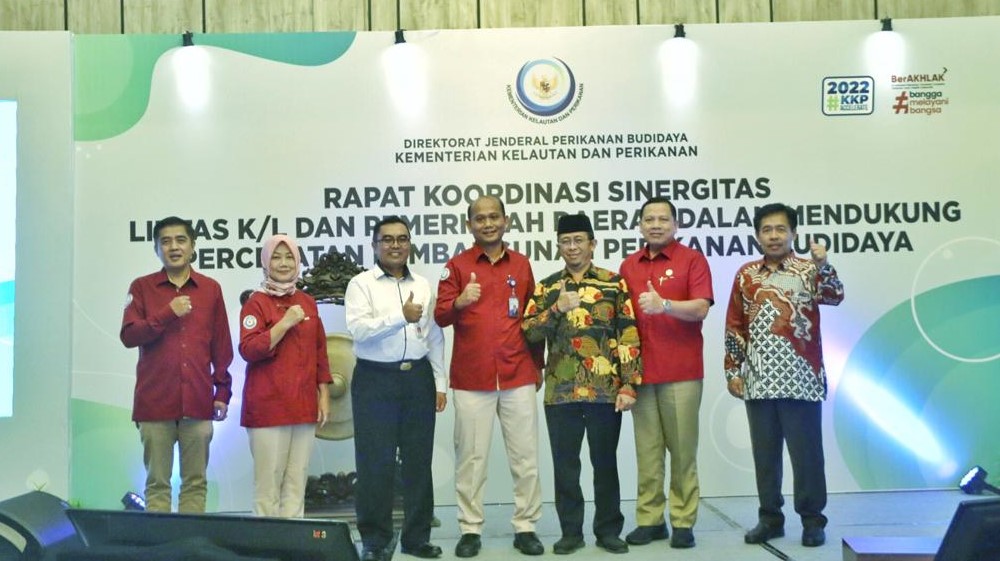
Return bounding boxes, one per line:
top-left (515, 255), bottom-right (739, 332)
top-left (724, 202), bottom-right (845, 549)
top-left (522, 213), bottom-right (642, 556)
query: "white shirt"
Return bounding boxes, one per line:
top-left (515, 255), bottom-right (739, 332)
top-left (345, 265), bottom-right (447, 392)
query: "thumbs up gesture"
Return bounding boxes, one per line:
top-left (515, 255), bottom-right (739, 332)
top-left (456, 272), bottom-right (482, 309)
top-left (555, 279), bottom-right (581, 313)
top-left (402, 291), bottom-right (423, 323)
top-left (638, 280), bottom-right (665, 314)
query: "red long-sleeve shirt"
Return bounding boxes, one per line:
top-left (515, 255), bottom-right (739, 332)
top-left (619, 241), bottom-right (714, 384)
top-left (120, 269), bottom-right (233, 422)
top-left (238, 291), bottom-right (332, 428)
top-left (434, 245), bottom-right (543, 391)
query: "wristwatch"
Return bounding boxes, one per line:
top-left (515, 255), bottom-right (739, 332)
top-left (661, 298), bottom-right (672, 313)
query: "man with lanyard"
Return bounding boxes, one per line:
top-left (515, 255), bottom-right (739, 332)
top-left (522, 214), bottom-right (642, 555)
top-left (120, 215), bottom-right (233, 513)
top-left (346, 216), bottom-right (447, 561)
top-left (435, 195), bottom-right (545, 558)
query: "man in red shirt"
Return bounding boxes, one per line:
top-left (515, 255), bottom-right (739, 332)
top-left (618, 198), bottom-right (713, 549)
top-left (120, 216), bottom-right (233, 513)
top-left (435, 196), bottom-right (545, 558)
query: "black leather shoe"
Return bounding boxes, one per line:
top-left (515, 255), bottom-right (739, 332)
top-left (670, 527), bottom-right (695, 549)
top-left (455, 534), bottom-right (481, 558)
top-left (514, 532), bottom-right (545, 555)
top-left (401, 543), bottom-right (442, 558)
top-left (802, 527), bottom-right (826, 547)
top-left (744, 522), bottom-right (785, 544)
top-left (361, 548), bottom-right (387, 561)
top-left (595, 535), bottom-right (629, 554)
top-left (625, 524), bottom-right (669, 545)
top-left (552, 535), bottom-right (585, 555)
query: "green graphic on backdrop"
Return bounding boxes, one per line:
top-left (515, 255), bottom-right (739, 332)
top-left (71, 399), bottom-right (220, 509)
top-left (834, 275), bottom-right (1000, 489)
top-left (75, 32), bottom-right (356, 141)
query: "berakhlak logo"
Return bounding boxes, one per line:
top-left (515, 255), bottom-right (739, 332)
top-left (507, 58), bottom-right (583, 123)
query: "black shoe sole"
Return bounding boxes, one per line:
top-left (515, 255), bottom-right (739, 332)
top-left (745, 528), bottom-right (785, 544)
top-left (624, 528), bottom-right (669, 546)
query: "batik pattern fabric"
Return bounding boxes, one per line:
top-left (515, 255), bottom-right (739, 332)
top-left (522, 265), bottom-right (642, 405)
top-left (724, 255), bottom-right (844, 401)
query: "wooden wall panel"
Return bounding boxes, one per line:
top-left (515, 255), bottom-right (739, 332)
top-left (480, 0), bottom-right (583, 29)
top-left (3, 1), bottom-right (999, 36)
top-left (0, 0), bottom-right (64, 30)
top-left (638, 0), bottom-right (716, 24)
top-left (772, 0), bottom-right (873, 22)
top-left (124, 0), bottom-right (203, 34)
top-left (206, 0), bottom-right (315, 32)
top-left (878, 0), bottom-right (1000, 18)
top-left (585, 0), bottom-right (638, 26)
top-left (370, 0), bottom-right (397, 30)
top-left (401, 0), bottom-right (477, 30)
top-left (67, 0), bottom-right (121, 33)
top-left (719, 0), bottom-right (771, 23)
top-left (313, 0), bottom-right (368, 31)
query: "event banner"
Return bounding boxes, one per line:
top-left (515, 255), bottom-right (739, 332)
top-left (72, 19), bottom-right (1000, 510)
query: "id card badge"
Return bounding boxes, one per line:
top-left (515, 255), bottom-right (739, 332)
top-left (506, 274), bottom-right (518, 318)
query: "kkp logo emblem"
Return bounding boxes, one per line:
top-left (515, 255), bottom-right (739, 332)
top-left (822, 76), bottom-right (874, 116)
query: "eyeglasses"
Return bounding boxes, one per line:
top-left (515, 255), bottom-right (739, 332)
top-left (558, 237), bottom-right (590, 248)
top-left (378, 235), bottom-right (411, 246)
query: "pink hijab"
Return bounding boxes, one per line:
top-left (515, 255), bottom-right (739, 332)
top-left (258, 234), bottom-right (301, 297)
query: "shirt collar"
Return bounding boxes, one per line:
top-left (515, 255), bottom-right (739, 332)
top-left (374, 261), bottom-right (412, 280)
top-left (155, 268), bottom-right (199, 287)
top-left (639, 240), bottom-right (678, 262)
top-left (756, 253), bottom-right (796, 272)
top-left (560, 263), bottom-right (597, 281)
top-left (472, 243), bottom-right (508, 264)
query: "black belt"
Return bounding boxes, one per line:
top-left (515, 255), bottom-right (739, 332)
top-left (357, 357), bottom-right (428, 372)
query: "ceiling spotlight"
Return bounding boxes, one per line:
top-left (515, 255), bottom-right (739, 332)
top-left (959, 466), bottom-right (1000, 495)
top-left (880, 17), bottom-right (893, 32)
top-left (394, 29), bottom-right (406, 45)
top-left (182, 31), bottom-right (194, 47)
top-left (674, 23), bottom-right (686, 39)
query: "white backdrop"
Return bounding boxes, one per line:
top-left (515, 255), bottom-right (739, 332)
top-left (69, 18), bottom-right (1000, 511)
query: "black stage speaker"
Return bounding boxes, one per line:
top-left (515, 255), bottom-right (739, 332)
top-left (0, 491), bottom-right (82, 561)
top-left (64, 509), bottom-right (360, 561)
top-left (935, 497), bottom-right (1000, 561)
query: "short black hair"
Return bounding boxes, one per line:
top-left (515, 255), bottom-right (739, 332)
top-left (153, 216), bottom-right (195, 247)
top-left (467, 195), bottom-right (506, 220)
top-left (371, 215), bottom-right (410, 243)
top-left (640, 197), bottom-right (677, 220)
top-left (753, 203), bottom-right (798, 233)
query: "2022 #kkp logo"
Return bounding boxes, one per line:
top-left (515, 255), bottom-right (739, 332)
top-left (821, 76), bottom-right (874, 116)
top-left (506, 58), bottom-right (583, 124)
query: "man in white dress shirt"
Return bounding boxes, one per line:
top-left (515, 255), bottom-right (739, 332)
top-left (346, 216), bottom-right (448, 561)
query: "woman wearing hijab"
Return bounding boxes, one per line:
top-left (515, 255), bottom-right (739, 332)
top-left (239, 234), bottom-right (331, 517)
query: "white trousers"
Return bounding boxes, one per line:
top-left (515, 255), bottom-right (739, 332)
top-left (453, 385), bottom-right (542, 534)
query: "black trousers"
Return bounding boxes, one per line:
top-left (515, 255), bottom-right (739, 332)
top-left (745, 399), bottom-right (828, 529)
top-left (545, 402), bottom-right (624, 539)
top-left (352, 358), bottom-right (436, 550)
